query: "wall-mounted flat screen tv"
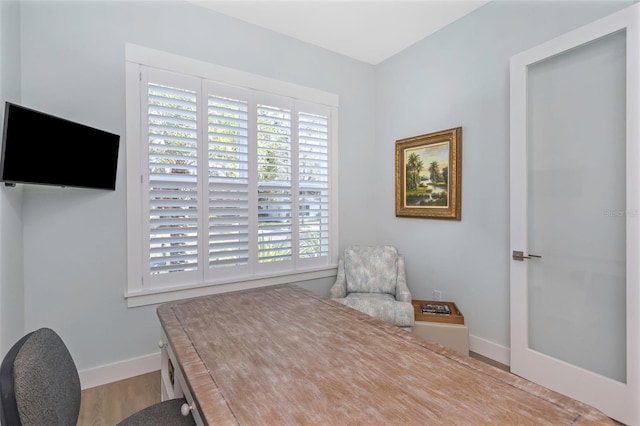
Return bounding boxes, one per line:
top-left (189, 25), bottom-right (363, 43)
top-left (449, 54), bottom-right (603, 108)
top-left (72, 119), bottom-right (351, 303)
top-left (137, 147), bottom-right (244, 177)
top-left (0, 102), bottom-right (120, 190)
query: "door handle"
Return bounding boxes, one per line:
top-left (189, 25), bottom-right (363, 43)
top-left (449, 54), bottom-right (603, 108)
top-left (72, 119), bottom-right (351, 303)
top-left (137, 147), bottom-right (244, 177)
top-left (512, 250), bottom-right (542, 261)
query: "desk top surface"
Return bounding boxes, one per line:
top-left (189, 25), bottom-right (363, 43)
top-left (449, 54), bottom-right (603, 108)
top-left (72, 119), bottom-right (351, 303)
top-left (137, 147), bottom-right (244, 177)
top-left (157, 284), bottom-right (613, 426)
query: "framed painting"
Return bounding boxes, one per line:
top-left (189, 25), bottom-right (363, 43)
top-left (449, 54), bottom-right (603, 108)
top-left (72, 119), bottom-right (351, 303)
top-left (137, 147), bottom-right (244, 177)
top-left (395, 127), bottom-right (462, 220)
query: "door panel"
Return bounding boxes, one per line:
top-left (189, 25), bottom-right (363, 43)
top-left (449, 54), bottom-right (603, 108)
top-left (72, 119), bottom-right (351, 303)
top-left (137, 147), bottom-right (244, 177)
top-left (527, 30), bottom-right (627, 383)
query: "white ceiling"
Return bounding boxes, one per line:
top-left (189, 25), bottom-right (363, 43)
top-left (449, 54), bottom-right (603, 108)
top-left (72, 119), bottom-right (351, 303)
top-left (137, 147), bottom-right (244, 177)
top-left (189, 1), bottom-right (490, 65)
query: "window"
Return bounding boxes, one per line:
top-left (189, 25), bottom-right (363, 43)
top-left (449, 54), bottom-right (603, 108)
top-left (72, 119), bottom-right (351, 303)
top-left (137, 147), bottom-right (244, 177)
top-left (125, 45), bottom-right (338, 306)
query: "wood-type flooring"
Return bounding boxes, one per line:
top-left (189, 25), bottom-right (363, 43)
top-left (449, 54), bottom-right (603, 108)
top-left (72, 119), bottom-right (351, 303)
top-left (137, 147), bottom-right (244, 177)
top-left (78, 371), bottom-right (161, 425)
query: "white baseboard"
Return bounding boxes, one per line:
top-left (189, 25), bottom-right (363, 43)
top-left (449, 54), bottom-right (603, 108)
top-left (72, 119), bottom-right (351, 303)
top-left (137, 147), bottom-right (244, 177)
top-left (78, 352), bottom-right (160, 390)
top-left (469, 334), bottom-right (511, 367)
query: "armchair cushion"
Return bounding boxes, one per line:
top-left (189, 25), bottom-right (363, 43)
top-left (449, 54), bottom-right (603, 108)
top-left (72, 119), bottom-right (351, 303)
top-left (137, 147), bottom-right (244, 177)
top-left (335, 293), bottom-right (415, 327)
top-left (344, 246), bottom-right (398, 295)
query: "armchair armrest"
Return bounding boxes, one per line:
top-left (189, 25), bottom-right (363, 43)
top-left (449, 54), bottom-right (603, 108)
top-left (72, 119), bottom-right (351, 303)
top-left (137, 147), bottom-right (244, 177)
top-left (395, 256), bottom-right (412, 303)
top-left (330, 258), bottom-right (347, 298)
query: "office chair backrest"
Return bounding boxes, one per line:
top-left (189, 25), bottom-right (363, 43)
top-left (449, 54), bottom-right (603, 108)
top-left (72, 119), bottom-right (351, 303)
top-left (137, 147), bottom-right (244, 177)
top-left (0, 327), bottom-right (81, 426)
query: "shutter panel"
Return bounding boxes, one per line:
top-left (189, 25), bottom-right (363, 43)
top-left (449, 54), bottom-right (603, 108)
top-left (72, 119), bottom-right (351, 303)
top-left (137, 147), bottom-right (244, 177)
top-left (298, 111), bottom-right (330, 259)
top-left (207, 94), bottom-right (250, 268)
top-left (257, 104), bottom-right (292, 263)
top-left (147, 83), bottom-right (199, 275)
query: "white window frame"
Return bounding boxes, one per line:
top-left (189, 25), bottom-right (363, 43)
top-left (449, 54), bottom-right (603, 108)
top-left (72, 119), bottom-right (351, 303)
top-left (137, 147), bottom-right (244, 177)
top-left (124, 44), bottom-right (339, 307)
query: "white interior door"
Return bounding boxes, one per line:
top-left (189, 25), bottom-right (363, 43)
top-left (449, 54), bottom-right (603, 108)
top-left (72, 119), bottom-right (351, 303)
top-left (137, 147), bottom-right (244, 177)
top-left (510, 4), bottom-right (639, 425)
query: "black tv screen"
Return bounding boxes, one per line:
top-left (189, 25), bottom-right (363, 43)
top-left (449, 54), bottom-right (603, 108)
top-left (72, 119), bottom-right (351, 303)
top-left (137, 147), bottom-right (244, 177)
top-left (1, 102), bottom-right (120, 190)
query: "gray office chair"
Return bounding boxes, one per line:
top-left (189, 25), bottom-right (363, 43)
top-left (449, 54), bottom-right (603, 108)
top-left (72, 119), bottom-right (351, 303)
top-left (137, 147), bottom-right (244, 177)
top-left (0, 327), bottom-right (195, 426)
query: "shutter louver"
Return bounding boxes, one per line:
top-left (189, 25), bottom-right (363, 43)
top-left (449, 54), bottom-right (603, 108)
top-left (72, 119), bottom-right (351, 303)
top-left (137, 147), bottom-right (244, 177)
top-left (298, 111), bottom-right (330, 259)
top-left (208, 95), bottom-right (250, 268)
top-left (148, 83), bottom-right (199, 275)
top-left (257, 104), bottom-right (292, 263)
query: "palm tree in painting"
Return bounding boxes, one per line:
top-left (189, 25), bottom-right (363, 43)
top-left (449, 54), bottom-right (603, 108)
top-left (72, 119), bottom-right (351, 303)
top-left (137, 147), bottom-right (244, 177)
top-left (406, 153), bottom-right (424, 191)
top-left (428, 160), bottom-right (442, 183)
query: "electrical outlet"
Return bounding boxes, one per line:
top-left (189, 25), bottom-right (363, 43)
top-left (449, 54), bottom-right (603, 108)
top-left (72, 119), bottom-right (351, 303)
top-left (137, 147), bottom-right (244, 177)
top-left (433, 290), bottom-right (442, 301)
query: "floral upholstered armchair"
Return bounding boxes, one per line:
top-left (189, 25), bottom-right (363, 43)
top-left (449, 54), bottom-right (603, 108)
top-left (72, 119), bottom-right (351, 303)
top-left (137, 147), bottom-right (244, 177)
top-left (330, 245), bottom-right (414, 331)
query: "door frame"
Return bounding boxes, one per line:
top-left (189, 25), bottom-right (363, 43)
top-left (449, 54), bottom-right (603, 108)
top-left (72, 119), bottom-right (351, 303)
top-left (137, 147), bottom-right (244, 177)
top-left (509, 4), bottom-right (639, 424)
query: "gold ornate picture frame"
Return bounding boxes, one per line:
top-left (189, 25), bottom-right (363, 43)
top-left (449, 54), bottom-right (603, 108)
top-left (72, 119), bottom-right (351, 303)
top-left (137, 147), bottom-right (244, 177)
top-left (395, 127), bottom-right (462, 220)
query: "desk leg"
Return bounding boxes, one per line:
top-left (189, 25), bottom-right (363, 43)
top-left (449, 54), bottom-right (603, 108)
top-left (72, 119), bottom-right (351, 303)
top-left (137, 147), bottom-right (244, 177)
top-left (160, 330), bottom-right (184, 401)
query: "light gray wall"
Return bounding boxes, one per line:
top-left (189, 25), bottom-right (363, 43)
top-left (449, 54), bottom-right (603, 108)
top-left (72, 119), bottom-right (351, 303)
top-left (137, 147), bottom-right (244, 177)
top-left (7, 0), bottom-right (635, 373)
top-left (17, 1), bottom-right (375, 371)
top-left (0, 0), bottom-right (24, 358)
top-left (375, 0), bottom-right (634, 347)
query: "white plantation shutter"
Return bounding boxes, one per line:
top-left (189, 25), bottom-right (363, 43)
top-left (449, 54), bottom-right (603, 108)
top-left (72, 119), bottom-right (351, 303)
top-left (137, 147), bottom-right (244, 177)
top-left (257, 102), bottom-right (292, 264)
top-left (146, 78), bottom-right (200, 277)
top-left (298, 109), bottom-right (330, 259)
top-left (207, 88), bottom-right (250, 270)
top-left (129, 62), bottom-right (336, 298)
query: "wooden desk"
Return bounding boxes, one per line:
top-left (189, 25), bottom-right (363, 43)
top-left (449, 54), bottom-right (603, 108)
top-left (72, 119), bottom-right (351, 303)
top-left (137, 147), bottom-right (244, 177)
top-left (157, 284), bottom-right (613, 425)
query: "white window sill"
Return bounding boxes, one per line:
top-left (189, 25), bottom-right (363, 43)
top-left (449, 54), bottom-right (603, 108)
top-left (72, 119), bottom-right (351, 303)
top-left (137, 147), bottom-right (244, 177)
top-left (124, 265), bottom-right (338, 308)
